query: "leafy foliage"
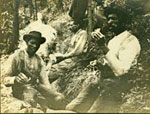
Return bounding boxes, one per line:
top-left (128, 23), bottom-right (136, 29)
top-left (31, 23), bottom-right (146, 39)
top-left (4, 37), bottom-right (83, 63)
top-left (0, 0), bottom-right (14, 55)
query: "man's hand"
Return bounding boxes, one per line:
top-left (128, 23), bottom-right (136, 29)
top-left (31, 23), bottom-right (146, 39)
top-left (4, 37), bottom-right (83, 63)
top-left (49, 54), bottom-right (57, 64)
top-left (53, 53), bottom-right (66, 64)
top-left (15, 73), bottom-right (31, 85)
top-left (91, 28), bottom-right (106, 46)
top-left (91, 28), bottom-right (105, 40)
top-left (101, 44), bottom-right (109, 55)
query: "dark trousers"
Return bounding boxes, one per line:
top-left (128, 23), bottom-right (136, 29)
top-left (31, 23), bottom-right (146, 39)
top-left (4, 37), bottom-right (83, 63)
top-left (89, 75), bottom-right (132, 113)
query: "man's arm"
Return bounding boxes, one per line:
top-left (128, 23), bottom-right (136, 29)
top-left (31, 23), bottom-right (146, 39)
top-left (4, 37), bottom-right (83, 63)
top-left (64, 30), bottom-right (87, 58)
top-left (3, 54), bottom-right (19, 85)
top-left (38, 58), bottom-right (51, 86)
top-left (4, 52), bottom-right (31, 86)
top-left (49, 30), bottom-right (87, 65)
top-left (37, 59), bottom-right (66, 109)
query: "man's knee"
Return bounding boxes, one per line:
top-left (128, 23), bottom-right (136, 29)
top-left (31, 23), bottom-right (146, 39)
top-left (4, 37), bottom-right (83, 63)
top-left (65, 103), bottom-right (74, 111)
top-left (53, 93), bottom-right (66, 109)
top-left (23, 87), bottom-right (38, 107)
top-left (55, 93), bottom-right (65, 103)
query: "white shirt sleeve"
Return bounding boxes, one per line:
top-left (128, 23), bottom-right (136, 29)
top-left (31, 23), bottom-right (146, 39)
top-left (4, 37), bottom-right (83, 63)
top-left (65, 30), bottom-right (87, 58)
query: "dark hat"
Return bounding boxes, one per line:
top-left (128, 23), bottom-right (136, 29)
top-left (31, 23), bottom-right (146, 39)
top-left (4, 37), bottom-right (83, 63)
top-left (23, 31), bottom-right (46, 44)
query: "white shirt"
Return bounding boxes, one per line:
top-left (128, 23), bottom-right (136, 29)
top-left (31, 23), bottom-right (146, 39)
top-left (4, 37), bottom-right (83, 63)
top-left (105, 31), bottom-right (141, 76)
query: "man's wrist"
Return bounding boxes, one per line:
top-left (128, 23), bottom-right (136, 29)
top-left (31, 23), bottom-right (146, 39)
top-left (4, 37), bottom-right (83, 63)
top-left (4, 77), bottom-right (16, 85)
top-left (102, 45), bottom-right (109, 55)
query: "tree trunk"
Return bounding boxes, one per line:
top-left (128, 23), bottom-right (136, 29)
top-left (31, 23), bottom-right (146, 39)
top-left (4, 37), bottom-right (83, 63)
top-left (34, 0), bottom-right (38, 20)
top-left (87, 0), bottom-right (93, 41)
top-left (40, 0), bottom-right (48, 10)
top-left (56, 0), bottom-right (63, 12)
top-left (29, 0), bottom-right (33, 17)
top-left (12, 0), bottom-right (20, 50)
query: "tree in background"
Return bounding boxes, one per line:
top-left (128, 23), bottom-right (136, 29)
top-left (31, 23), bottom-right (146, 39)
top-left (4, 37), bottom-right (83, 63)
top-left (28, 0), bottom-right (34, 17)
top-left (87, 0), bottom-right (94, 42)
top-left (23, 0), bottom-right (34, 18)
top-left (56, 0), bottom-right (64, 12)
top-left (0, 0), bottom-right (14, 55)
top-left (34, 0), bottom-right (38, 20)
top-left (40, 0), bottom-right (48, 10)
top-left (12, 0), bottom-right (20, 51)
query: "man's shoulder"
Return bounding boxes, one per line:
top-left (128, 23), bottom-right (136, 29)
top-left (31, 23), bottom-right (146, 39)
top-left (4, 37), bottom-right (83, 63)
top-left (118, 31), bottom-right (141, 53)
top-left (10, 49), bottom-right (25, 59)
top-left (6, 49), bottom-right (25, 66)
top-left (108, 30), bottom-right (141, 53)
top-left (119, 30), bottom-right (138, 40)
top-left (110, 30), bottom-right (139, 44)
top-left (35, 53), bottom-right (42, 60)
top-left (122, 31), bottom-right (141, 48)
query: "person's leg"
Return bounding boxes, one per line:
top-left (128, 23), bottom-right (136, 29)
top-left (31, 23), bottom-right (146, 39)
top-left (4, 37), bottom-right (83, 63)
top-left (65, 77), bottom-right (100, 113)
top-left (12, 83), bottom-right (24, 100)
top-left (47, 59), bottom-right (76, 82)
top-left (36, 84), bottom-right (66, 110)
top-left (87, 94), bottom-right (101, 113)
top-left (22, 86), bottom-right (38, 107)
top-left (98, 78), bottom-right (124, 113)
top-left (88, 77), bottom-right (122, 113)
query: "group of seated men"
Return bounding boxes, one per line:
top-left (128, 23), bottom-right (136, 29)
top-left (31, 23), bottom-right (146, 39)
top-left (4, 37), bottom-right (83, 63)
top-left (3, 1), bottom-right (141, 113)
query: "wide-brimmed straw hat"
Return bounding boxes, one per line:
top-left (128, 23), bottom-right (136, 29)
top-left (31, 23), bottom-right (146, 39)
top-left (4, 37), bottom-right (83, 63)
top-left (23, 31), bottom-right (46, 44)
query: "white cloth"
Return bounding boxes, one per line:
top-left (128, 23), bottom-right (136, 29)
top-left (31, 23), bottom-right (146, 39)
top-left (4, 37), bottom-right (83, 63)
top-left (105, 31), bottom-right (141, 76)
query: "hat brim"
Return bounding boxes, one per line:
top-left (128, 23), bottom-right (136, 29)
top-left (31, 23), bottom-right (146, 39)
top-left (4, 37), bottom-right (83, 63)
top-left (23, 34), bottom-right (46, 44)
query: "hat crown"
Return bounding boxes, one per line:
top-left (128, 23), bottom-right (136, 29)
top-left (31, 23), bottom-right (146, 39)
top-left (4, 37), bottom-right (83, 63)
top-left (29, 31), bottom-right (42, 38)
top-left (23, 31), bottom-right (46, 44)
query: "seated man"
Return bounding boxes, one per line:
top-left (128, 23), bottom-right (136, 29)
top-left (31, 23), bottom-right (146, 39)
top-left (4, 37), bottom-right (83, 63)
top-left (46, 29), bottom-right (87, 81)
top-left (66, 6), bottom-right (141, 113)
top-left (3, 31), bottom-right (65, 109)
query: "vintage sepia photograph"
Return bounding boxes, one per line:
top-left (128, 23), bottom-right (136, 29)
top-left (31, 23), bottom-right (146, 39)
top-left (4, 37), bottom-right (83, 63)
top-left (0, 0), bottom-right (150, 113)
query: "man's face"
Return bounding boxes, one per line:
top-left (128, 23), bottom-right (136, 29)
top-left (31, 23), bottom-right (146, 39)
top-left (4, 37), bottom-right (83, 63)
top-left (26, 38), bottom-right (40, 55)
top-left (107, 14), bottom-right (119, 31)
